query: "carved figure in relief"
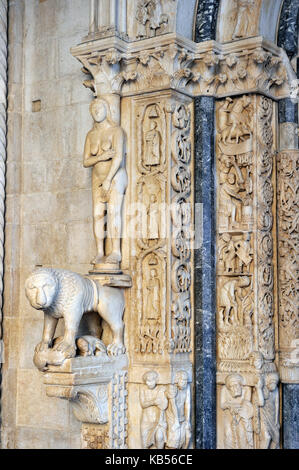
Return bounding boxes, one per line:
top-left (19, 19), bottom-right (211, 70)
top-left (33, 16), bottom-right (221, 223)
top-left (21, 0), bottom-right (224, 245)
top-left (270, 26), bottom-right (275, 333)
top-left (221, 374), bottom-right (254, 449)
top-left (25, 268), bottom-right (126, 367)
top-left (145, 268), bottom-right (160, 322)
top-left (219, 277), bottom-right (251, 326)
top-left (221, 96), bottom-right (252, 144)
top-left (219, 172), bottom-right (244, 228)
top-left (76, 335), bottom-right (107, 357)
top-left (218, 233), bottom-right (236, 272)
top-left (218, 233), bottom-right (253, 274)
top-left (83, 98), bottom-right (128, 270)
top-left (136, 0), bottom-right (168, 38)
top-left (171, 371), bottom-right (191, 449)
top-left (147, 194), bottom-right (160, 239)
top-left (232, 0), bottom-right (255, 40)
top-left (140, 371), bottom-right (168, 449)
top-left (259, 374), bottom-right (280, 449)
top-left (144, 121), bottom-right (161, 166)
top-left (235, 233), bottom-right (253, 273)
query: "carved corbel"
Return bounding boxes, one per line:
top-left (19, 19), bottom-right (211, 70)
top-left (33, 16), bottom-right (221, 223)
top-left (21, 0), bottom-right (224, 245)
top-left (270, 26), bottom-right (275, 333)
top-left (43, 356), bottom-right (128, 448)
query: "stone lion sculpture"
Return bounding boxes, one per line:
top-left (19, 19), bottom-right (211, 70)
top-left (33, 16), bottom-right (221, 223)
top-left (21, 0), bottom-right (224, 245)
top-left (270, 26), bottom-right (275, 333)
top-left (25, 268), bottom-right (125, 365)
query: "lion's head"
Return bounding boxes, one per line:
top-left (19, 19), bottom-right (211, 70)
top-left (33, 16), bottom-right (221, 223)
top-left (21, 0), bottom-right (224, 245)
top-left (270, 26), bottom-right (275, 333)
top-left (25, 269), bottom-right (58, 310)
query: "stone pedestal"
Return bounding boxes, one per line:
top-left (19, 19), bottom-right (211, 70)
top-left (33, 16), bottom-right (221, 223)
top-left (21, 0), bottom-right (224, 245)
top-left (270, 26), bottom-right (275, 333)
top-left (43, 354), bottom-right (129, 449)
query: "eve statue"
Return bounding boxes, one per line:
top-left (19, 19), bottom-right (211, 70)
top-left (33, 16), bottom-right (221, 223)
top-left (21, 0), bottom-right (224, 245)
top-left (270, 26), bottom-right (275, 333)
top-left (83, 97), bottom-right (128, 272)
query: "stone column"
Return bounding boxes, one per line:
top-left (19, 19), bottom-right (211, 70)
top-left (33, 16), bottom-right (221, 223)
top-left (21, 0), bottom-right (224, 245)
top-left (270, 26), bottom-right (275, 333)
top-left (194, 96), bottom-right (216, 449)
top-left (0, 0), bottom-right (8, 340)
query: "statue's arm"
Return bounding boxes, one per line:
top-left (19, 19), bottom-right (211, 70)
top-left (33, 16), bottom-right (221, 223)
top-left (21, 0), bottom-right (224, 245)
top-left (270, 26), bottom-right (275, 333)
top-left (220, 386), bottom-right (229, 410)
top-left (104, 128), bottom-right (125, 184)
top-left (140, 388), bottom-right (156, 409)
top-left (185, 386), bottom-right (191, 424)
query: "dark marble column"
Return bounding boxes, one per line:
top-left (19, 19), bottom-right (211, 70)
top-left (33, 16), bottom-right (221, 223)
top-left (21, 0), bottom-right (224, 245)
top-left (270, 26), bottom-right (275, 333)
top-left (193, 0), bottom-right (219, 449)
top-left (283, 385), bottom-right (299, 449)
top-left (194, 96), bottom-right (216, 449)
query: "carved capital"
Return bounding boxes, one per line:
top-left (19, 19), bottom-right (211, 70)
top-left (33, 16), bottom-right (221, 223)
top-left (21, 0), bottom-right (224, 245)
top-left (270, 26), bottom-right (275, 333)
top-left (71, 35), bottom-right (297, 100)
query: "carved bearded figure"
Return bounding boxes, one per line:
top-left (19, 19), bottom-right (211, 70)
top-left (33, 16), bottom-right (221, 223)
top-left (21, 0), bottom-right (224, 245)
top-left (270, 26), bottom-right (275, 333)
top-left (221, 374), bottom-right (254, 449)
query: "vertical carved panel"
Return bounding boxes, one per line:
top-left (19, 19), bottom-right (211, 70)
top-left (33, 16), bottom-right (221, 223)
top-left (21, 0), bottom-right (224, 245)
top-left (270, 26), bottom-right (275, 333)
top-left (129, 93), bottom-right (194, 361)
top-left (170, 104), bottom-right (192, 354)
top-left (277, 150), bottom-right (299, 383)
top-left (124, 91), bottom-right (194, 449)
top-left (216, 95), bottom-right (280, 449)
top-left (256, 96), bottom-right (275, 361)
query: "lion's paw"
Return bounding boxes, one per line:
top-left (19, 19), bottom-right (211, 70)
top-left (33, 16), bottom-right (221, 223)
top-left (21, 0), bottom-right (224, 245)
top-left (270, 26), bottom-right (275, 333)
top-left (107, 342), bottom-right (126, 357)
top-left (53, 340), bottom-right (76, 358)
top-left (35, 341), bottom-right (51, 353)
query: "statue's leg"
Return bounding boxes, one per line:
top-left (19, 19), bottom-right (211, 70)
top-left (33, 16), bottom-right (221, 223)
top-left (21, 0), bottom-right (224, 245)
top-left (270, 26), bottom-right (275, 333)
top-left (93, 199), bottom-right (106, 264)
top-left (105, 191), bottom-right (124, 264)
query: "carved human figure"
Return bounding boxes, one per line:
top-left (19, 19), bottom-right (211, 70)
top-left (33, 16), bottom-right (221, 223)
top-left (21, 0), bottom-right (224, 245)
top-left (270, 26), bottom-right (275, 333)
top-left (218, 233), bottom-right (236, 273)
top-left (219, 172), bottom-right (244, 229)
top-left (140, 371), bottom-right (168, 449)
top-left (221, 374), bottom-right (254, 449)
top-left (172, 371), bottom-right (191, 449)
top-left (83, 98), bottom-right (128, 269)
top-left (76, 335), bottom-right (107, 357)
top-left (232, 0), bottom-right (255, 40)
top-left (136, 0), bottom-right (167, 38)
top-left (259, 374), bottom-right (280, 449)
top-left (218, 97), bottom-right (233, 134)
top-left (219, 276), bottom-right (251, 326)
top-left (235, 233), bottom-right (253, 272)
top-left (222, 96), bottom-right (252, 143)
top-left (144, 121), bottom-right (161, 166)
top-left (145, 268), bottom-right (160, 322)
top-left (147, 194), bottom-right (160, 239)
top-left (136, 0), bottom-right (148, 37)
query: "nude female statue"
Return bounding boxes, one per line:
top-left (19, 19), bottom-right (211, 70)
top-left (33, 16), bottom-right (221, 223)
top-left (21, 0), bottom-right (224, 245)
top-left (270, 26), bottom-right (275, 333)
top-left (83, 98), bottom-right (128, 270)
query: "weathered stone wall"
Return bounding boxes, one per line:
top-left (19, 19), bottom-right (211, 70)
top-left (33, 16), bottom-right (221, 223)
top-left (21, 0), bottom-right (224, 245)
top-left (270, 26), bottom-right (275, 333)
top-left (2, 0), bottom-right (92, 449)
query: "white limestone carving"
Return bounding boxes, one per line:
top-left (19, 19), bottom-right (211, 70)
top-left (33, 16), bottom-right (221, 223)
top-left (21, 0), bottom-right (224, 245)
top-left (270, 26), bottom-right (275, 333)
top-left (220, 373), bottom-right (254, 449)
top-left (71, 36), bottom-right (296, 100)
top-left (140, 371), bottom-right (168, 449)
top-left (135, 0), bottom-right (168, 38)
top-left (84, 97), bottom-right (128, 272)
top-left (25, 267), bottom-right (126, 369)
top-left (217, 0), bottom-right (262, 43)
top-left (139, 370), bottom-right (191, 449)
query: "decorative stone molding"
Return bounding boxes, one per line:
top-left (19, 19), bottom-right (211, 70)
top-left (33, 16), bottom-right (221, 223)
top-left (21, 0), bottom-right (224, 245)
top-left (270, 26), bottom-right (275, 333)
top-left (216, 95), bottom-right (279, 448)
top-left (71, 35), bottom-right (297, 100)
top-left (277, 150), bottom-right (299, 384)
